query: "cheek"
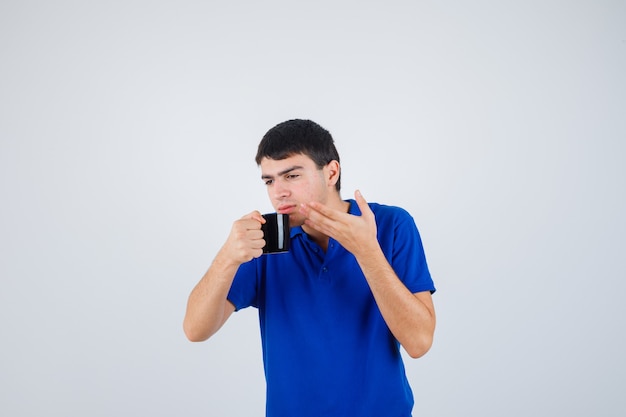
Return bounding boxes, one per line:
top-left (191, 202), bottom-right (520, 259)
top-left (300, 181), bottom-right (326, 202)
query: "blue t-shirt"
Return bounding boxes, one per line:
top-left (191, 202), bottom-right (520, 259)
top-left (227, 200), bottom-right (435, 417)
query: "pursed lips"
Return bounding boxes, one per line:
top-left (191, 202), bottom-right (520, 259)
top-left (277, 204), bottom-right (297, 214)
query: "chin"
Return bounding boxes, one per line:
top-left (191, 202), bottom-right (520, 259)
top-left (288, 214), bottom-right (305, 227)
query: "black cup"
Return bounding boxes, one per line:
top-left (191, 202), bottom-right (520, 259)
top-left (261, 213), bottom-right (290, 254)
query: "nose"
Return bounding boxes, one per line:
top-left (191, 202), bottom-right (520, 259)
top-left (272, 179), bottom-right (290, 199)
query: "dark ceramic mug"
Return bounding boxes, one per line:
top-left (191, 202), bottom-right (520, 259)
top-left (261, 213), bottom-right (290, 254)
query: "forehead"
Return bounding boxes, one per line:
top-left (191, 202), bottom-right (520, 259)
top-left (259, 153), bottom-right (317, 175)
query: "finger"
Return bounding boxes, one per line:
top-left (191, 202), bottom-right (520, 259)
top-left (243, 213), bottom-right (265, 229)
top-left (239, 218), bottom-right (263, 231)
top-left (241, 210), bottom-right (266, 224)
top-left (248, 229), bottom-right (264, 240)
top-left (299, 203), bottom-right (328, 231)
top-left (354, 189), bottom-right (374, 219)
top-left (304, 201), bottom-right (341, 221)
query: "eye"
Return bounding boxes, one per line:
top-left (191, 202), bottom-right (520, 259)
top-left (264, 179), bottom-right (274, 186)
top-left (285, 174), bottom-right (299, 180)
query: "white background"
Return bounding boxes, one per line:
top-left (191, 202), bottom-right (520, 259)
top-left (1, 1), bottom-right (625, 416)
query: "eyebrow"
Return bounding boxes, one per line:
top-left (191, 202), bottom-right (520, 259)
top-left (261, 165), bottom-right (304, 180)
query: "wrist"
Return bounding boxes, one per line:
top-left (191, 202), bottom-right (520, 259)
top-left (353, 240), bottom-right (383, 262)
top-left (213, 248), bottom-right (243, 273)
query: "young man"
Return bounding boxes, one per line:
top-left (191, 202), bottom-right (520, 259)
top-left (184, 119), bottom-right (436, 417)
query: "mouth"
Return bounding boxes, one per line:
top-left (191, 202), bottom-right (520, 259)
top-left (277, 204), bottom-right (297, 215)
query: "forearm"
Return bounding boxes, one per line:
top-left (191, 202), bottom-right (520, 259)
top-left (184, 211), bottom-right (265, 342)
top-left (355, 246), bottom-right (436, 358)
top-left (183, 252), bottom-right (239, 342)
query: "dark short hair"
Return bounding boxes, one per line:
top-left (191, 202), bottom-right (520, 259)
top-left (256, 119), bottom-right (341, 191)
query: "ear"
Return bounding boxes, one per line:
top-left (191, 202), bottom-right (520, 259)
top-left (325, 160), bottom-right (341, 187)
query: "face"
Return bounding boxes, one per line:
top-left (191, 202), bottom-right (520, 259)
top-left (260, 154), bottom-right (338, 227)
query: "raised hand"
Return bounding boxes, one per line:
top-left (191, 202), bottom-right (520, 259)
top-left (299, 190), bottom-right (378, 257)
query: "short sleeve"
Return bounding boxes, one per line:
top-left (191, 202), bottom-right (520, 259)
top-left (386, 208), bottom-right (436, 294)
top-left (227, 259), bottom-right (260, 311)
